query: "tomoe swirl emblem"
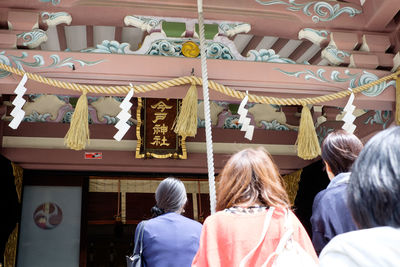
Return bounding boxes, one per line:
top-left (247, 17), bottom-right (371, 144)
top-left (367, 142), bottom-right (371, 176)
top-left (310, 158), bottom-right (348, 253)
top-left (33, 202), bottom-right (63, 229)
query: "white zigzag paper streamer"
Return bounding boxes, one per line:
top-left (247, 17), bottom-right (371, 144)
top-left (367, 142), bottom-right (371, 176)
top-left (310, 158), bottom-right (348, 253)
top-left (9, 74), bottom-right (28, 129)
top-left (113, 86), bottom-right (134, 141)
top-left (238, 93), bottom-right (254, 140)
top-left (341, 91), bottom-right (356, 134)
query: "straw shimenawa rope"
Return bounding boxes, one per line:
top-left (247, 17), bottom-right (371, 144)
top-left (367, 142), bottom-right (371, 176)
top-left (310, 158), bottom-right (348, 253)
top-left (174, 78), bottom-right (198, 138)
top-left (1, 63), bottom-right (398, 106)
top-left (64, 89), bottom-right (89, 150)
top-left (1, 63), bottom-right (399, 158)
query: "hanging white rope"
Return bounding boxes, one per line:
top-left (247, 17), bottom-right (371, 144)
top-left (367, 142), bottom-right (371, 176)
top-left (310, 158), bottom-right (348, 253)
top-left (197, 0), bottom-right (216, 214)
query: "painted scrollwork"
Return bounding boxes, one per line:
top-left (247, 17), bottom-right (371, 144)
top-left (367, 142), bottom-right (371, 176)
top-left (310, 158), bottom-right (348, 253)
top-left (255, 0), bottom-right (362, 23)
top-left (276, 68), bottom-right (396, 96)
top-left (357, 72), bottom-right (396, 97)
top-left (0, 51), bottom-right (104, 78)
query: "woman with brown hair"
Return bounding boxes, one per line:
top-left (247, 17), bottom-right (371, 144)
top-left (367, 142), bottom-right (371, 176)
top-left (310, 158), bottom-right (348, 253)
top-left (192, 148), bottom-right (318, 267)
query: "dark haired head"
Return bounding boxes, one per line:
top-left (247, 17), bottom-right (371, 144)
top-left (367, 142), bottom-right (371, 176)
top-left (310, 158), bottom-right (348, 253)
top-left (348, 127), bottom-right (400, 229)
top-left (321, 130), bottom-right (363, 176)
top-left (151, 205), bottom-right (165, 218)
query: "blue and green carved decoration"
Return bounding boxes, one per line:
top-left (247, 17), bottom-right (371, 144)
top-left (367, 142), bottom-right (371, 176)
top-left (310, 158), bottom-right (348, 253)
top-left (255, 0), bottom-right (362, 22)
top-left (81, 40), bottom-right (132, 54)
top-left (260, 120), bottom-right (291, 131)
top-left (17, 29), bottom-right (48, 48)
top-left (23, 111), bottom-right (52, 122)
top-left (316, 125), bottom-right (335, 144)
top-left (323, 45), bottom-right (350, 64)
top-left (248, 49), bottom-right (298, 64)
top-left (149, 39), bottom-right (233, 58)
top-left (275, 68), bottom-right (396, 97)
top-left (61, 111), bottom-right (72, 123)
top-left (0, 51), bottom-right (104, 78)
top-left (40, 0), bottom-right (60, 5)
top-left (224, 115), bottom-right (241, 129)
top-left (364, 110), bottom-right (392, 129)
top-left (41, 11), bottom-right (69, 21)
top-left (41, 12), bottom-right (72, 26)
top-left (198, 118), bottom-right (206, 128)
top-left (84, 39), bottom-right (297, 64)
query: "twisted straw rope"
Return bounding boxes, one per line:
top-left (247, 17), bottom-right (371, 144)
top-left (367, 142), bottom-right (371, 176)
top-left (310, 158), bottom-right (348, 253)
top-left (1, 63), bottom-right (399, 106)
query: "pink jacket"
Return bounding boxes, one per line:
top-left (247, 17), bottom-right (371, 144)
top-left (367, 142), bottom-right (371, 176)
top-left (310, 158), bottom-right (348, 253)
top-left (192, 208), bottom-right (318, 267)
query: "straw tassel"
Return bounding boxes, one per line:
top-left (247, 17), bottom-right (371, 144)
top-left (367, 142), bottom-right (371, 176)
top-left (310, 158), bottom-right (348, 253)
top-left (174, 80), bottom-right (198, 138)
top-left (396, 76), bottom-right (400, 125)
top-left (296, 105), bottom-right (321, 160)
top-left (64, 90), bottom-right (90, 150)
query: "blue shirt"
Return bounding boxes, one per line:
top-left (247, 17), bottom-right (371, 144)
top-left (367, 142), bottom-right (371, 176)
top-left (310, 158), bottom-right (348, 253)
top-left (135, 212), bottom-right (202, 267)
top-left (310, 172), bottom-right (357, 254)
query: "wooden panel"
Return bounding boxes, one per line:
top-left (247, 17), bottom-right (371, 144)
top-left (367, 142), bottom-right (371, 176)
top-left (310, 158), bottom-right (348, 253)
top-left (125, 192), bottom-right (194, 221)
top-left (197, 193), bottom-right (210, 222)
top-left (87, 192), bottom-right (119, 222)
top-left (126, 192), bottom-right (154, 221)
top-left (24, 171), bottom-right (85, 186)
top-left (182, 193), bottom-right (194, 219)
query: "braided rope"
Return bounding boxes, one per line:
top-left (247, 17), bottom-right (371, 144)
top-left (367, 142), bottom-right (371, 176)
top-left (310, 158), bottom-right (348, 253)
top-left (0, 63), bottom-right (399, 105)
top-left (197, 0), bottom-right (217, 215)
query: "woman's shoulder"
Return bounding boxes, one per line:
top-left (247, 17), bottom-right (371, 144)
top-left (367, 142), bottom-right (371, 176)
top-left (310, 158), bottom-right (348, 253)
top-left (176, 213), bottom-right (203, 227)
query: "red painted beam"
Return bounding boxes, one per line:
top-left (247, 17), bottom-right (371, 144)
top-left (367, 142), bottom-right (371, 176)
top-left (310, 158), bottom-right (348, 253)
top-left (1, 147), bottom-right (311, 174)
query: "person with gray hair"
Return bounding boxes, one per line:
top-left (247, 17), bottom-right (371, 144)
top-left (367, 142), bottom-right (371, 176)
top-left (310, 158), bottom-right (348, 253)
top-left (319, 126), bottom-right (400, 266)
top-left (151, 177), bottom-right (188, 217)
top-left (133, 177), bottom-right (202, 267)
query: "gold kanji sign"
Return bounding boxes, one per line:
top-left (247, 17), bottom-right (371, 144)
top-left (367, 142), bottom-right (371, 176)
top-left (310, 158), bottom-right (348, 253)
top-left (136, 97), bottom-right (187, 159)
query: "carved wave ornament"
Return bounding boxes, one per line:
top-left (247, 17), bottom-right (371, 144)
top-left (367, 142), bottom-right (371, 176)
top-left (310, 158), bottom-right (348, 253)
top-left (124, 15), bottom-right (251, 38)
top-left (16, 29), bottom-right (48, 49)
top-left (124, 16), bottom-right (164, 32)
top-left (218, 23), bottom-right (251, 37)
top-left (83, 34), bottom-right (298, 64)
top-left (298, 28), bottom-right (329, 45)
top-left (321, 45), bottom-right (350, 65)
top-left (255, 0), bottom-right (362, 23)
top-left (0, 51), bottom-right (105, 78)
top-left (275, 68), bottom-right (396, 97)
top-left (41, 12), bottom-right (72, 26)
top-left (364, 110), bottom-right (392, 129)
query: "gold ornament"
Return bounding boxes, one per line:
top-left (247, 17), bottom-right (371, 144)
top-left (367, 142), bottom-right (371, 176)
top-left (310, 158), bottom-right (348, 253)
top-left (182, 41), bottom-right (200, 58)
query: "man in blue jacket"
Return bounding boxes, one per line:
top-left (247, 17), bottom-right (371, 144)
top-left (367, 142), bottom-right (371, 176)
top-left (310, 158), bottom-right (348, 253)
top-left (310, 130), bottom-right (363, 254)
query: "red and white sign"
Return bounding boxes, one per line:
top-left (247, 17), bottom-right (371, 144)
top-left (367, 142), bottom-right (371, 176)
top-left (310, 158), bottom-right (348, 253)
top-left (84, 152), bottom-right (103, 159)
